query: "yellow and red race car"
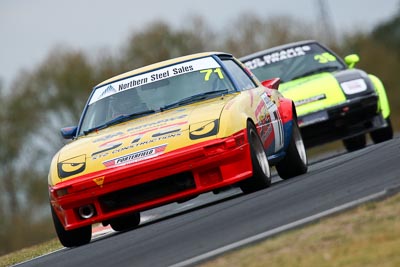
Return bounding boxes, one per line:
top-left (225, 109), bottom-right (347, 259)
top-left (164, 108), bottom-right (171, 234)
top-left (48, 52), bottom-right (308, 247)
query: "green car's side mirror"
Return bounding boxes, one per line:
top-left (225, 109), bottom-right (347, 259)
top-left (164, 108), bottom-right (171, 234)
top-left (344, 54), bottom-right (360, 69)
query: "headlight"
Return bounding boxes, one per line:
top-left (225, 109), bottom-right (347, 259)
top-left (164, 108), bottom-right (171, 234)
top-left (340, 79), bottom-right (367, 95)
top-left (189, 119), bottom-right (219, 140)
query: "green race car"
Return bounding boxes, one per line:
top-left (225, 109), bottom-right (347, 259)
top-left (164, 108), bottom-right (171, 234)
top-left (240, 40), bottom-right (393, 151)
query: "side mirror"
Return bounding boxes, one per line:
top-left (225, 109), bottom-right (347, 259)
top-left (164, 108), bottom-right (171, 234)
top-left (261, 78), bottom-right (281, 90)
top-left (60, 126), bottom-right (78, 140)
top-left (344, 54), bottom-right (360, 69)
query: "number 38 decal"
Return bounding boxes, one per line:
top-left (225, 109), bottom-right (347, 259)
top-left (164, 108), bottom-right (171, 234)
top-left (314, 52), bottom-right (336, 64)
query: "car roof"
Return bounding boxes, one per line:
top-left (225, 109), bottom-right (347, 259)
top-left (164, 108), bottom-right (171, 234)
top-left (240, 40), bottom-right (319, 61)
top-left (96, 51), bottom-right (232, 87)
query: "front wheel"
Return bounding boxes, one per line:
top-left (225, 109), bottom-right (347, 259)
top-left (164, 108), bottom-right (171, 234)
top-left (51, 205), bottom-right (91, 247)
top-left (343, 134), bottom-right (366, 152)
top-left (370, 117), bottom-right (393, 143)
top-left (276, 121), bottom-right (308, 179)
top-left (240, 122), bottom-right (271, 194)
top-left (109, 212), bottom-right (141, 232)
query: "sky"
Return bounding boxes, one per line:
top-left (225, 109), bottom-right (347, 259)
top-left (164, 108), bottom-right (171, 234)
top-left (1, 0), bottom-right (399, 88)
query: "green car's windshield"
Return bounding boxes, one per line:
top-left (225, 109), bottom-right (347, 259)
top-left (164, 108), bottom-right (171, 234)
top-left (78, 56), bottom-right (235, 135)
top-left (242, 43), bottom-right (346, 83)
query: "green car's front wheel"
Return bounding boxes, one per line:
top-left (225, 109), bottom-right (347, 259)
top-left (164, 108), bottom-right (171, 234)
top-left (343, 134), bottom-right (366, 152)
top-left (370, 117), bottom-right (393, 143)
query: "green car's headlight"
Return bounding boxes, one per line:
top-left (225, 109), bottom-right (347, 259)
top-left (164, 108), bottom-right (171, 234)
top-left (340, 79), bottom-right (367, 95)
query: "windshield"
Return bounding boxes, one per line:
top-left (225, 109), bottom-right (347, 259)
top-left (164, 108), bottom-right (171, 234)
top-left (78, 56), bottom-right (235, 135)
top-left (243, 43), bottom-right (346, 83)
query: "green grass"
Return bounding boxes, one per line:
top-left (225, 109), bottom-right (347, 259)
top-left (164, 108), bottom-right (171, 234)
top-left (0, 239), bottom-right (62, 267)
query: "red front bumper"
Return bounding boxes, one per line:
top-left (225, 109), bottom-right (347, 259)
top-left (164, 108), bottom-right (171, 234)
top-left (50, 130), bottom-right (252, 230)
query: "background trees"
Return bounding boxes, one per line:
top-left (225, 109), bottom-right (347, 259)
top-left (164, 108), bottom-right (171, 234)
top-left (0, 13), bottom-right (398, 255)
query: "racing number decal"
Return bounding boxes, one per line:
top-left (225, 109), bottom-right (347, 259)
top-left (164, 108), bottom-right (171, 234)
top-left (200, 68), bottom-right (224, 81)
top-left (314, 52), bottom-right (336, 64)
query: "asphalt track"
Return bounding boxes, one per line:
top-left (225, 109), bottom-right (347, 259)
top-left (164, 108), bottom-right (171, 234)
top-left (16, 138), bottom-right (400, 267)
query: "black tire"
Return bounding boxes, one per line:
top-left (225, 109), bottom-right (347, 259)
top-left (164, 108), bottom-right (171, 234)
top-left (240, 122), bottom-right (271, 194)
top-left (51, 205), bottom-right (91, 247)
top-left (370, 117), bottom-right (393, 143)
top-left (343, 134), bottom-right (366, 152)
top-left (109, 212), bottom-right (141, 232)
top-left (276, 121), bottom-right (308, 179)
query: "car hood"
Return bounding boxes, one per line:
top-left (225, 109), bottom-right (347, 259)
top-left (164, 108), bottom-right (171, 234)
top-left (279, 72), bottom-right (346, 116)
top-left (53, 95), bottom-right (235, 182)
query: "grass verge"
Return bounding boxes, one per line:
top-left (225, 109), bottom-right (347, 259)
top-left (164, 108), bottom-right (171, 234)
top-left (201, 192), bottom-right (400, 267)
top-left (0, 239), bottom-right (62, 267)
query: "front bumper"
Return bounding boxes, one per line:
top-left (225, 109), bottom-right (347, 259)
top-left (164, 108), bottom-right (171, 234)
top-left (50, 130), bottom-right (252, 230)
top-left (297, 94), bottom-right (385, 148)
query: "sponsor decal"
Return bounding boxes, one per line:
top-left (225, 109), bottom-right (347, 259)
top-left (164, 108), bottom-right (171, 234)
top-left (102, 144), bottom-right (167, 168)
top-left (91, 132), bottom-right (180, 160)
top-left (91, 142), bottom-right (122, 159)
top-left (256, 92), bottom-right (283, 152)
top-left (151, 127), bottom-right (181, 138)
top-left (255, 98), bottom-right (272, 145)
top-left (127, 114), bottom-right (188, 132)
top-left (255, 100), bottom-right (265, 118)
top-left (172, 65), bottom-right (194, 75)
top-left (99, 85), bottom-right (117, 98)
top-left (91, 122), bottom-right (186, 160)
top-left (260, 92), bottom-right (275, 109)
top-left (89, 57), bottom-right (220, 105)
top-left (244, 46), bottom-right (311, 70)
top-left (93, 132), bottom-right (124, 143)
top-left (58, 154), bottom-right (86, 178)
top-left (298, 110), bottom-right (329, 126)
top-left (258, 113), bottom-right (273, 144)
top-left (129, 132), bottom-right (181, 147)
top-left (294, 94), bottom-right (326, 106)
top-left (118, 77), bottom-right (148, 91)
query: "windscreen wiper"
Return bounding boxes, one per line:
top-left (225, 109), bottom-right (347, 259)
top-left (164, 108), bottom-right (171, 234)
top-left (161, 89), bottom-right (229, 111)
top-left (83, 109), bottom-right (156, 135)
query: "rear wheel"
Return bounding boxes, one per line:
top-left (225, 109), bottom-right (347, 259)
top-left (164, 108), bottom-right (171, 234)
top-left (343, 134), bottom-right (366, 152)
top-left (370, 117), bottom-right (393, 143)
top-left (109, 212), bottom-right (141, 232)
top-left (276, 121), bottom-right (308, 179)
top-left (51, 205), bottom-right (91, 247)
top-left (240, 122), bottom-right (271, 194)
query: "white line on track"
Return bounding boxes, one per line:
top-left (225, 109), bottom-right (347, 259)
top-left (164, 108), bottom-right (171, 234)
top-left (169, 190), bottom-right (389, 267)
